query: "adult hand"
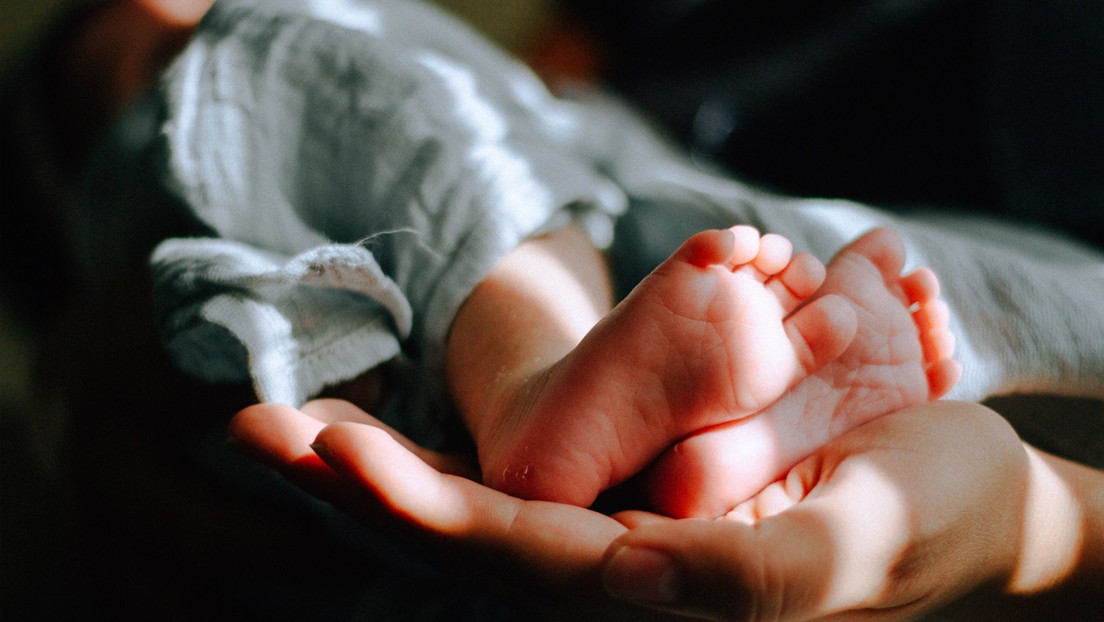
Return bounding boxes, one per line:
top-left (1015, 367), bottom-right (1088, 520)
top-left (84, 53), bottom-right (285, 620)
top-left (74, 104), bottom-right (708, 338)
top-left (227, 399), bottom-right (672, 620)
top-left (602, 401), bottom-right (1103, 621)
top-left (228, 400), bottom-right (1103, 621)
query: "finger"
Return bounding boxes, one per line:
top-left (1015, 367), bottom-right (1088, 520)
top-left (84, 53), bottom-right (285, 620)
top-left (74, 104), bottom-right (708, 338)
top-left (302, 399), bottom-right (478, 479)
top-left (298, 398), bottom-right (383, 424)
top-left (612, 510), bottom-right (676, 530)
top-left (233, 404), bottom-right (669, 619)
top-left (604, 467), bottom-right (910, 621)
top-left (312, 421), bottom-right (628, 569)
top-left (311, 421), bottom-right (659, 619)
top-left (227, 400), bottom-right (478, 509)
top-left (228, 403), bottom-right (328, 470)
top-left (226, 403), bottom-right (347, 501)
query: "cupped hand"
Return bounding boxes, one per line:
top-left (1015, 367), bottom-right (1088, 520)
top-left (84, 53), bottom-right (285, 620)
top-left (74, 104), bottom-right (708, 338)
top-left (229, 399), bottom-right (1091, 621)
top-left (602, 400), bottom-right (1066, 621)
top-left (227, 399), bottom-right (676, 620)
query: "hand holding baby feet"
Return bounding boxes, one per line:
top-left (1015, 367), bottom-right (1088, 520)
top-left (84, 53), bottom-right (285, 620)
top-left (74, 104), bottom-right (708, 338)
top-left (477, 226), bottom-right (857, 507)
top-left (646, 227), bottom-right (963, 518)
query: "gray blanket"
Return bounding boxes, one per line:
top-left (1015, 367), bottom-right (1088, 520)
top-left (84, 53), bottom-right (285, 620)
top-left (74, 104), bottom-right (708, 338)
top-left (146, 0), bottom-right (1104, 440)
top-left (71, 0), bottom-right (1102, 618)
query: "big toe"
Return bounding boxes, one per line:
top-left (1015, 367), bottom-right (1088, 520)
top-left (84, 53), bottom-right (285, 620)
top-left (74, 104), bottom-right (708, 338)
top-left (675, 227), bottom-right (758, 268)
top-left (833, 227), bottom-right (907, 280)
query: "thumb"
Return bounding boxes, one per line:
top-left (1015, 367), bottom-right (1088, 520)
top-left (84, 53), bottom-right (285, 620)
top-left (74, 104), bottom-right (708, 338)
top-left (600, 516), bottom-right (831, 621)
top-left (601, 470), bottom-right (909, 621)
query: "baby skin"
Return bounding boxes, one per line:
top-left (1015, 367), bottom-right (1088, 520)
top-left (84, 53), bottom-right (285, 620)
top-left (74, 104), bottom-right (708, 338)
top-left (646, 227), bottom-right (962, 518)
top-left (449, 225), bottom-right (863, 508)
top-left (449, 226), bottom-right (958, 511)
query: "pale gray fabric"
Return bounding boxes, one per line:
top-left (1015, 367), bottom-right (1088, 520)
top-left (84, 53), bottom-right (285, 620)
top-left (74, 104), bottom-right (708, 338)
top-left (150, 0), bottom-right (1104, 439)
top-left (151, 0), bottom-right (627, 415)
top-left (100, 1), bottom-right (1104, 619)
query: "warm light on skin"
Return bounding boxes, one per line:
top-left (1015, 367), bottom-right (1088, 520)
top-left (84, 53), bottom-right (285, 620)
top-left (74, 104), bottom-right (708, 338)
top-left (497, 232), bottom-right (611, 343)
top-left (657, 413), bottom-right (787, 519)
top-left (1009, 446), bottom-right (1085, 594)
top-left (235, 396), bottom-right (1104, 620)
top-left (316, 423), bottom-right (483, 534)
top-left (805, 460), bottom-right (913, 614)
top-left (135, 0), bottom-right (215, 27)
top-left (725, 457), bottom-right (914, 615)
top-left (446, 225), bottom-right (611, 450)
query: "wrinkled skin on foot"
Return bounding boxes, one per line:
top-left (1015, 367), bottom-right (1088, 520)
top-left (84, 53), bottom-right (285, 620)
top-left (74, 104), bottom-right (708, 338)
top-left (646, 228), bottom-right (962, 518)
top-left (480, 226), bottom-right (858, 507)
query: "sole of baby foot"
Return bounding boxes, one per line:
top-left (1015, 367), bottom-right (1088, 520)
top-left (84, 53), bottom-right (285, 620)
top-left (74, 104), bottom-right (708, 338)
top-left (481, 226), bottom-right (857, 507)
top-left (645, 227), bottom-right (962, 518)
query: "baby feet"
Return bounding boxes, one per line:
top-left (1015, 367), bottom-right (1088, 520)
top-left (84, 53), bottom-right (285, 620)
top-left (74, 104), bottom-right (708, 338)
top-left (479, 226), bottom-right (858, 507)
top-left (645, 228), bottom-right (962, 518)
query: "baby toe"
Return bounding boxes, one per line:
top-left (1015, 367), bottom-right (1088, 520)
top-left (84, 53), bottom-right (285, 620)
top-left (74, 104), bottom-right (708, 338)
top-left (900, 267), bottom-right (941, 306)
top-left (722, 225), bottom-right (763, 268)
top-left (926, 357), bottom-right (963, 399)
top-left (913, 299), bottom-right (953, 361)
top-left (751, 233), bottom-right (794, 277)
top-left (675, 228), bottom-right (740, 268)
top-left (921, 323), bottom-right (956, 364)
top-left (783, 293), bottom-right (857, 376)
top-left (836, 228), bottom-right (906, 281)
top-left (768, 252), bottom-right (826, 312)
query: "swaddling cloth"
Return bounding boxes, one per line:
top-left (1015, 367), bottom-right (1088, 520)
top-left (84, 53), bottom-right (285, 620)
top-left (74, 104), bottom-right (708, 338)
top-left (150, 0), bottom-right (1104, 449)
top-left (150, 0), bottom-right (626, 427)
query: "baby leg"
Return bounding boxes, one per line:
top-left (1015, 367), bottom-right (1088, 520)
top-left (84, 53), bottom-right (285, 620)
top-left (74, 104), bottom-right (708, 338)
top-left (646, 228), bottom-right (962, 518)
top-left (449, 225), bottom-right (858, 507)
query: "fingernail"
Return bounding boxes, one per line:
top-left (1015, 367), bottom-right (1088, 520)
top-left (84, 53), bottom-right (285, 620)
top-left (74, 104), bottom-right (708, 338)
top-left (309, 441), bottom-right (332, 461)
top-left (603, 546), bottom-right (681, 605)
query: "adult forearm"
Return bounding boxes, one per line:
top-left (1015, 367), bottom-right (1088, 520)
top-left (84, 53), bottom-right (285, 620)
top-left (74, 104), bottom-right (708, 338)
top-left (939, 443), bottom-right (1104, 620)
top-left (1013, 445), bottom-right (1104, 611)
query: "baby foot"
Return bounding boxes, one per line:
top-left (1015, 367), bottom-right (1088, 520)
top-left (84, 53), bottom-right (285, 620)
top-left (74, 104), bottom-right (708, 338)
top-left (479, 226), bottom-right (858, 507)
top-left (645, 228), bottom-right (962, 518)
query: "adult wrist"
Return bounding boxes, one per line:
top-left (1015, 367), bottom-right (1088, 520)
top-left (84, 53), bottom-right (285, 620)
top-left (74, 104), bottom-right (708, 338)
top-left (997, 444), bottom-right (1104, 615)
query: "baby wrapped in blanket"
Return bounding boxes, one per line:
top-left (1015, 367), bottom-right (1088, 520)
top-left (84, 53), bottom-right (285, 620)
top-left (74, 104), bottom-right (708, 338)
top-left (142, 0), bottom-right (1104, 451)
top-left (67, 0), bottom-right (1104, 616)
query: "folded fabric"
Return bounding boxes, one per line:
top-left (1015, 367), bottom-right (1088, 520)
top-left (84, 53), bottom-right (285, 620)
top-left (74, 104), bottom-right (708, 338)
top-left (150, 0), bottom-right (627, 419)
top-left (68, 0), bottom-right (1104, 619)
top-left (145, 0), bottom-right (1104, 432)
